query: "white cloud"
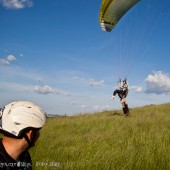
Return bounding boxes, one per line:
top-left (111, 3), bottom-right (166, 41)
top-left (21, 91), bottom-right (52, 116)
top-left (34, 85), bottom-right (72, 97)
top-left (0, 55), bottom-right (16, 65)
top-left (0, 58), bottom-right (10, 65)
top-left (72, 76), bottom-right (104, 87)
top-left (7, 55), bottom-right (16, 62)
top-left (88, 79), bottom-right (104, 87)
top-left (129, 85), bottom-right (143, 92)
top-left (145, 71), bottom-right (170, 95)
top-left (34, 85), bottom-right (60, 95)
top-left (0, 0), bottom-right (33, 9)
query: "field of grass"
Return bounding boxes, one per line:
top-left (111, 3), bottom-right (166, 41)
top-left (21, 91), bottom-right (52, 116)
top-left (30, 104), bottom-right (170, 170)
top-left (29, 103), bottom-right (169, 169)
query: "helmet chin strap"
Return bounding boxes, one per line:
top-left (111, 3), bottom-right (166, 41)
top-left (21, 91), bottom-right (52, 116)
top-left (23, 134), bottom-right (35, 148)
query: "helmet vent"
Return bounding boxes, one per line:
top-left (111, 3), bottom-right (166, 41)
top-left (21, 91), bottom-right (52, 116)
top-left (15, 122), bottom-right (21, 125)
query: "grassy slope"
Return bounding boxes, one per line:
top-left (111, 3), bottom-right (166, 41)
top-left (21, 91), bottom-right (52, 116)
top-left (30, 103), bottom-right (170, 169)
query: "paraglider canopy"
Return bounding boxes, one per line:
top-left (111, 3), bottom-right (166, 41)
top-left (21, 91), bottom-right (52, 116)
top-left (100, 0), bottom-right (140, 32)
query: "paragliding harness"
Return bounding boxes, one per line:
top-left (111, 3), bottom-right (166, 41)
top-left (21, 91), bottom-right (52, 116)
top-left (118, 88), bottom-right (128, 100)
top-left (116, 79), bottom-right (128, 100)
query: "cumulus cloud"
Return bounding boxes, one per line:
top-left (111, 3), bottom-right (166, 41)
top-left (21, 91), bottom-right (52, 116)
top-left (129, 85), bottom-right (143, 92)
top-left (34, 85), bottom-right (59, 95)
top-left (7, 55), bottom-right (16, 61)
top-left (145, 71), bottom-right (170, 95)
top-left (0, 59), bottom-right (10, 65)
top-left (0, 0), bottom-right (33, 9)
top-left (34, 85), bottom-right (71, 96)
top-left (0, 55), bottom-right (16, 65)
top-left (88, 79), bottom-right (104, 87)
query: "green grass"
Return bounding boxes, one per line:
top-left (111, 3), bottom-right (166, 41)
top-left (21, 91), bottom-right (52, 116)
top-left (22, 104), bottom-right (170, 169)
top-left (0, 103), bottom-right (169, 169)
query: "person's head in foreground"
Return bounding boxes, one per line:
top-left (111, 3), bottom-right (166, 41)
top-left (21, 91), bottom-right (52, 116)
top-left (0, 101), bottom-right (46, 170)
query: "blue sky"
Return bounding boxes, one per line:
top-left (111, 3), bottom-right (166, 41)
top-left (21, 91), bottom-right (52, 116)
top-left (0, 0), bottom-right (170, 115)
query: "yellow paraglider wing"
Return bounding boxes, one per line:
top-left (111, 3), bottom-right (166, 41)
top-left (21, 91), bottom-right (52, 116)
top-left (100, 0), bottom-right (140, 32)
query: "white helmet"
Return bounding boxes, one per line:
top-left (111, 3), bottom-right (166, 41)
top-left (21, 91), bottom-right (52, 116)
top-left (0, 101), bottom-right (46, 137)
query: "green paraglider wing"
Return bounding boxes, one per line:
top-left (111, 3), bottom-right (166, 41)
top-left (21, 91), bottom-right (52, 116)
top-left (100, 0), bottom-right (140, 32)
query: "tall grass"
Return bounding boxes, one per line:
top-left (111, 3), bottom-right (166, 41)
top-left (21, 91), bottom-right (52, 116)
top-left (30, 103), bottom-right (170, 170)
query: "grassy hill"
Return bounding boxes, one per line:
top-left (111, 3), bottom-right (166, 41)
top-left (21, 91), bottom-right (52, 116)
top-left (30, 103), bottom-right (169, 169)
